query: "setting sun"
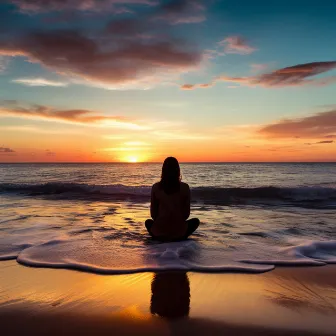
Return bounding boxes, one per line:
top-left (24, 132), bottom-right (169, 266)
top-left (123, 156), bottom-right (138, 163)
top-left (120, 152), bottom-right (151, 163)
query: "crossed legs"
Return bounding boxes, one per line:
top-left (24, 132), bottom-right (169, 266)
top-left (145, 218), bottom-right (200, 240)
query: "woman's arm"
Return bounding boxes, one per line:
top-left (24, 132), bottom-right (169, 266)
top-left (182, 184), bottom-right (191, 220)
top-left (150, 185), bottom-right (159, 220)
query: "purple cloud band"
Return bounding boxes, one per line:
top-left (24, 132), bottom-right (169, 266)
top-left (259, 109), bottom-right (336, 139)
top-left (182, 61), bottom-right (336, 90)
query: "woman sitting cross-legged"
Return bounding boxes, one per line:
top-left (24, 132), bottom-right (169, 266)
top-left (145, 157), bottom-right (200, 241)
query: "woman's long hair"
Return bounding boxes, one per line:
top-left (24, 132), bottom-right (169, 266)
top-left (159, 157), bottom-right (181, 194)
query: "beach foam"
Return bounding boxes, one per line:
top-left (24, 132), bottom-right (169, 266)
top-left (0, 229), bottom-right (332, 274)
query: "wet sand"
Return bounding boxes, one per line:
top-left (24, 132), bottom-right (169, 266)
top-left (1, 261), bottom-right (335, 335)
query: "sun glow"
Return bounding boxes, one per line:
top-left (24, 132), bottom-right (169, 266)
top-left (127, 156), bottom-right (138, 163)
top-left (120, 152), bottom-right (151, 163)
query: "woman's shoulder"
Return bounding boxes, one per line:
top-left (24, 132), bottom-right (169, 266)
top-left (152, 182), bottom-right (161, 190)
top-left (180, 182), bottom-right (190, 190)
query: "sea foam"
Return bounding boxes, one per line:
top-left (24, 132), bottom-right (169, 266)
top-left (0, 230), bottom-right (333, 274)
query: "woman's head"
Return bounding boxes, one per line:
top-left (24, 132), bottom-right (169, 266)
top-left (160, 157), bottom-right (181, 194)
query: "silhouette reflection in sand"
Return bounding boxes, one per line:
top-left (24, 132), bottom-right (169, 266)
top-left (150, 272), bottom-right (190, 319)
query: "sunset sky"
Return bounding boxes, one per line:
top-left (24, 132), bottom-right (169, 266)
top-left (0, 0), bottom-right (335, 162)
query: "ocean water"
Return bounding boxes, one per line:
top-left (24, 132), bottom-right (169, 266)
top-left (0, 163), bottom-right (335, 274)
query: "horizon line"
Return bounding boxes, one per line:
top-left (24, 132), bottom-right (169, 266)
top-left (1, 161), bottom-right (335, 164)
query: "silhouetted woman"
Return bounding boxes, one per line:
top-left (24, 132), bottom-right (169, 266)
top-left (145, 157), bottom-right (200, 241)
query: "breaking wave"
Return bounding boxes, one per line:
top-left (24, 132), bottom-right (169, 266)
top-left (1, 182), bottom-right (336, 207)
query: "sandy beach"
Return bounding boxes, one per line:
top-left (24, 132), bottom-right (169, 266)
top-left (1, 261), bottom-right (335, 336)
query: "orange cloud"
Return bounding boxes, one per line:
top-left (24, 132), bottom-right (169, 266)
top-left (181, 82), bottom-right (213, 90)
top-left (0, 101), bottom-right (148, 130)
top-left (181, 84), bottom-right (196, 90)
top-left (259, 109), bottom-right (336, 139)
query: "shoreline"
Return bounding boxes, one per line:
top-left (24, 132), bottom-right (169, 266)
top-left (1, 261), bottom-right (335, 335)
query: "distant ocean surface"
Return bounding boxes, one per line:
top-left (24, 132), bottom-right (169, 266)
top-left (0, 163), bottom-right (335, 273)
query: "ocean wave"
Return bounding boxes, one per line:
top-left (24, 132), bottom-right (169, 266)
top-left (1, 182), bottom-right (336, 207)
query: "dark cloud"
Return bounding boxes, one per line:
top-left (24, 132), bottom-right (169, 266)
top-left (0, 0), bottom-right (208, 89)
top-left (259, 109), bottom-right (336, 139)
top-left (0, 27), bottom-right (201, 88)
top-left (106, 17), bottom-right (150, 36)
top-left (305, 140), bottom-right (334, 145)
top-left (0, 100), bottom-right (147, 129)
top-left (182, 61), bottom-right (336, 89)
top-left (219, 61), bottom-right (336, 87)
top-left (0, 147), bottom-right (15, 153)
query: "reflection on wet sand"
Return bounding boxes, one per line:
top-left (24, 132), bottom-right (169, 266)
top-left (150, 272), bottom-right (190, 319)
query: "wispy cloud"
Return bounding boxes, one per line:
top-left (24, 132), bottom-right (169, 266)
top-left (12, 78), bottom-right (68, 87)
top-left (181, 61), bottom-right (336, 90)
top-left (123, 141), bottom-right (150, 146)
top-left (219, 36), bottom-right (256, 55)
top-left (45, 149), bottom-right (56, 156)
top-left (10, 0), bottom-right (156, 13)
top-left (104, 141), bottom-right (152, 152)
top-left (0, 147), bottom-right (15, 153)
top-left (316, 140), bottom-right (334, 144)
top-left (250, 63), bottom-right (269, 73)
top-left (181, 82), bottom-right (214, 90)
top-left (103, 135), bottom-right (128, 140)
top-left (152, 130), bottom-right (212, 140)
top-left (258, 109), bottom-right (336, 139)
top-left (0, 125), bottom-right (83, 135)
top-left (103, 146), bottom-right (151, 152)
top-left (0, 101), bottom-right (149, 130)
top-left (154, 0), bottom-right (206, 24)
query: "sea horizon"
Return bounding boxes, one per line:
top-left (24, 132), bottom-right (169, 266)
top-left (1, 161), bottom-right (336, 164)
